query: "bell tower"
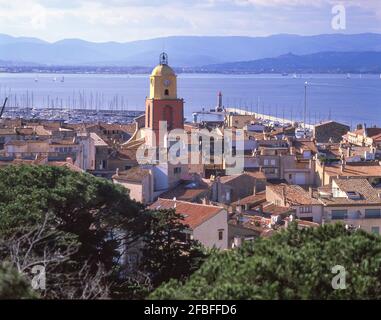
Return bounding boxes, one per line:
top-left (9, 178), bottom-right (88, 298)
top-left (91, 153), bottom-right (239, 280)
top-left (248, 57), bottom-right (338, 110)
top-left (145, 53), bottom-right (184, 143)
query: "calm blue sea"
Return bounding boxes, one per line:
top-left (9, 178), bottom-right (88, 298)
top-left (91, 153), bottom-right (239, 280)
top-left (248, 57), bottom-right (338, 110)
top-left (0, 73), bottom-right (380, 127)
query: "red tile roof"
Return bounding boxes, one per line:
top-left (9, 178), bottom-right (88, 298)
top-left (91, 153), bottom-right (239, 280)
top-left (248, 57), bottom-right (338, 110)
top-left (267, 183), bottom-right (320, 205)
top-left (159, 180), bottom-right (210, 202)
top-left (113, 166), bottom-right (151, 182)
top-left (324, 163), bottom-right (381, 178)
top-left (231, 190), bottom-right (266, 206)
top-left (149, 198), bottom-right (224, 229)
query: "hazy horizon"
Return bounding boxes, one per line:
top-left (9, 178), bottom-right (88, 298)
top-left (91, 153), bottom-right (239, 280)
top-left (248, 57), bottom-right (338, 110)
top-left (0, 1), bottom-right (380, 42)
top-left (2, 31), bottom-right (381, 44)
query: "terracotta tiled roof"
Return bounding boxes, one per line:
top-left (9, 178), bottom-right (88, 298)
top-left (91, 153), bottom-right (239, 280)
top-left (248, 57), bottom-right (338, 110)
top-left (149, 198), bottom-right (224, 229)
top-left (97, 123), bottom-right (136, 135)
top-left (113, 166), bottom-right (151, 183)
top-left (15, 127), bottom-right (34, 135)
top-left (267, 183), bottom-right (320, 205)
top-left (284, 217), bottom-right (320, 228)
top-left (229, 215), bottom-right (274, 237)
top-left (0, 159), bottom-right (34, 166)
top-left (320, 178), bottom-right (381, 206)
top-left (51, 138), bottom-right (76, 145)
top-left (324, 163), bottom-right (381, 178)
top-left (159, 180), bottom-right (210, 202)
top-left (231, 190), bottom-right (266, 206)
top-left (33, 126), bottom-right (52, 136)
top-left (5, 140), bottom-right (27, 146)
top-left (219, 171), bottom-right (266, 183)
top-left (350, 127), bottom-right (381, 139)
top-left (293, 139), bottom-right (318, 153)
top-left (261, 202), bottom-right (295, 216)
top-left (0, 128), bottom-right (15, 135)
top-left (0, 161), bottom-right (83, 173)
top-left (48, 161), bottom-right (84, 173)
top-left (115, 148), bottom-right (139, 161)
top-left (90, 132), bottom-right (108, 147)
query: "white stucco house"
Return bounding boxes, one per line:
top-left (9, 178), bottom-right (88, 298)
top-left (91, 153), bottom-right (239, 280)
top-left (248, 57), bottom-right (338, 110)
top-left (149, 198), bottom-right (228, 250)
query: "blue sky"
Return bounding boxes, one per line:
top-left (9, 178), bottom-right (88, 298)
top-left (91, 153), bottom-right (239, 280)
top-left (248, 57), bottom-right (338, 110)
top-left (0, 0), bottom-right (380, 42)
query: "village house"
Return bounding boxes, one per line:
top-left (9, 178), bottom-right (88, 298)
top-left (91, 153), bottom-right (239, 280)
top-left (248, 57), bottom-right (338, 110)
top-left (150, 198), bottom-right (228, 249)
top-left (113, 167), bottom-right (154, 204)
top-left (210, 171), bottom-right (267, 205)
top-left (228, 208), bottom-right (319, 249)
top-left (266, 183), bottom-right (323, 223)
top-left (315, 159), bottom-right (381, 186)
top-left (239, 137), bottom-right (316, 186)
top-left (231, 190), bottom-right (267, 213)
top-left (317, 178), bottom-right (381, 235)
top-left (343, 125), bottom-right (381, 149)
top-left (86, 122), bottom-right (136, 144)
top-left (159, 176), bottom-right (210, 203)
top-left (313, 121), bottom-right (350, 143)
top-left (225, 113), bottom-right (257, 129)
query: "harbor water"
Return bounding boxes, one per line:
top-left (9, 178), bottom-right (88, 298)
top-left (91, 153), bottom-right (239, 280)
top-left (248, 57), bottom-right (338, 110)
top-left (0, 73), bottom-right (380, 127)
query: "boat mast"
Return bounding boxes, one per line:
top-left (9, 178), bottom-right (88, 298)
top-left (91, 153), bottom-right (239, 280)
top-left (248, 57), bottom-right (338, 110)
top-left (304, 81), bottom-right (308, 137)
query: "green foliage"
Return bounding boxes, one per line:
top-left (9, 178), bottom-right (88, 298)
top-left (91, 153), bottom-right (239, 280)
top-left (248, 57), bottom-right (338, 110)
top-left (0, 263), bottom-right (36, 299)
top-left (141, 208), bottom-right (208, 287)
top-left (151, 223), bottom-right (381, 300)
top-left (0, 165), bottom-right (144, 298)
top-left (0, 165), bottom-right (206, 299)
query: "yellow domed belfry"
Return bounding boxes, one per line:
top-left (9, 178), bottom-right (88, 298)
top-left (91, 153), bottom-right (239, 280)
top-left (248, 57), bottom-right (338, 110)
top-left (145, 53), bottom-right (184, 142)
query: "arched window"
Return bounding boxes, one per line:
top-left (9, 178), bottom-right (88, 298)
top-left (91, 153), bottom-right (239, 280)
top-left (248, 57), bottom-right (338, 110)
top-left (163, 105), bottom-right (173, 130)
top-left (164, 89), bottom-right (169, 96)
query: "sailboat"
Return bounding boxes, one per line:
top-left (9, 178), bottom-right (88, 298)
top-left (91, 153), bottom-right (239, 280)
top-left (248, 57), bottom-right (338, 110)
top-left (61, 76), bottom-right (65, 83)
top-left (346, 73), bottom-right (351, 79)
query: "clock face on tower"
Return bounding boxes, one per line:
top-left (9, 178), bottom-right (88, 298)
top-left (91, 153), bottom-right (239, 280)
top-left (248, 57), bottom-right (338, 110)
top-left (163, 79), bottom-right (171, 87)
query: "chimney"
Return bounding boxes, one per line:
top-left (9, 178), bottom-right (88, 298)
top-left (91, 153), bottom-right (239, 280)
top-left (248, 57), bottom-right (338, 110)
top-left (340, 156), bottom-right (346, 174)
top-left (116, 168), bottom-right (119, 176)
top-left (309, 186), bottom-right (313, 198)
top-left (173, 197), bottom-right (177, 208)
top-left (253, 184), bottom-right (257, 196)
top-left (202, 197), bottom-right (210, 205)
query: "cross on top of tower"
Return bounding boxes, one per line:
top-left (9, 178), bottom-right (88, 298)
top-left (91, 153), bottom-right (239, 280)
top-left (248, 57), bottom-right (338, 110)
top-left (159, 52), bottom-right (168, 65)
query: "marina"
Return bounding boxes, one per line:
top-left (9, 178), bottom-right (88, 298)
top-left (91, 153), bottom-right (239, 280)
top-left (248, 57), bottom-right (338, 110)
top-left (0, 73), bottom-right (380, 127)
top-left (1, 107), bottom-right (143, 124)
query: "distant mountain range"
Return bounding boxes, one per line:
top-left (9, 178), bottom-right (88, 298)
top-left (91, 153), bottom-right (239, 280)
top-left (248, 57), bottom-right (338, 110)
top-left (198, 52), bottom-right (381, 74)
top-left (1, 33), bottom-right (381, 68)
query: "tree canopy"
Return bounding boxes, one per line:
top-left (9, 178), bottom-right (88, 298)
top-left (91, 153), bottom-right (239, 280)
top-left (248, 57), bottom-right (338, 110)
top-left (0, 262), bottom-right (36, 299)
top-left (142, 208), bottom-right (208, 287)
top-left (151, 223), bottom-right (381, 300)
top-left (0, 165), bottom-right (205, 299)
